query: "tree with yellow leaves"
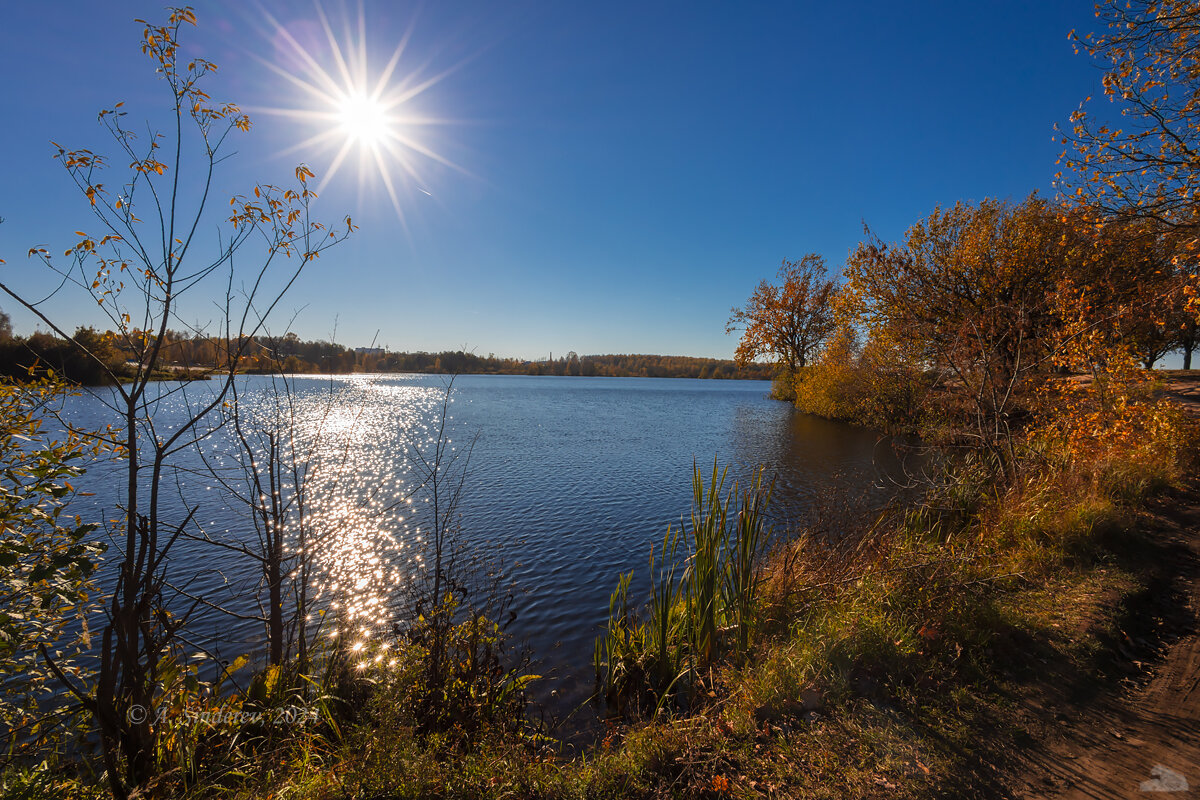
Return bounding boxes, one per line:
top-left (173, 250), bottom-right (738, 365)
top-left (1058, 0), bottom-right (1200, 234)
top-left (841, 196), bottom-right (1077, 470)
top-left (0, 9), bottom-right (352, 797)
top-left (1057, 1), bottom-right (1200, 368)
top-left (726, 255), bottom-right (837, 397)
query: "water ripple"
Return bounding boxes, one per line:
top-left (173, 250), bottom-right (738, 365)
top-left (62, 374), bottom-right (903, 732)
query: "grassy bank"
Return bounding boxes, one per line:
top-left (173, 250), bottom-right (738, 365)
top-left (301, 379), bottom-right (1195, 798)
top-left (11, 369), bottom-right (1195, 800)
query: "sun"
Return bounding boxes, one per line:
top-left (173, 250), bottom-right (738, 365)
top-left (337, 92), bottom-right (389, 145)
top-left (251, 3), bottom-right (469, 223)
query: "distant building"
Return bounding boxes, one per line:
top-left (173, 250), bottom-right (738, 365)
top-left (354, 347), bottom-right (385, 355)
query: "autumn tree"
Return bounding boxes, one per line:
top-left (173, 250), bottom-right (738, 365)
top-left (1105, 224), bottom-right (1198, 368)
top-left (1051, 210), bottom-right (1199, 370)
top-left (1058, 0), bottom-right (1200, 234)
top-left (842, 196), bottom-right (1076, 469)
top-left (1057, 0), bottom-right (1200, 369)
top-left (1035, 215), bottom-right (1182, 368)
top-left (726, 255), bottom-right (837, 394)
top-left (0, 9), bottom-right (351, 797)
top-left (792, 324), bottom-right (862, 420)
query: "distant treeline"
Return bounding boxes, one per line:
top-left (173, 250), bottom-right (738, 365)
top-left (0, 320), bottom-right (772, 384)
top-left (0, 327), bottom-right (121, 386)
top-left (353, 349), bottom-right (773, 379)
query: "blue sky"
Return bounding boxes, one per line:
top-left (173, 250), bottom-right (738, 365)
top-left (0, 1), bottom-right (1104, 359)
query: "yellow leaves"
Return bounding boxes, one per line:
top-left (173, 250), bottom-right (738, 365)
top-left (295, 164), bottom-right (315, 183)
top-left (168, 7), bottom-right (197, 27)
top-left (129, 159), bottom-right (167, 176)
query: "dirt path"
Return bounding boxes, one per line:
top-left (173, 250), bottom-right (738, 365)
top-left (1001, 479), bottom-right (1200, 797)
top-left (991, 376), bottom-right (1200, 798)
top-left (1161, 373), bottom-right (1200, 411)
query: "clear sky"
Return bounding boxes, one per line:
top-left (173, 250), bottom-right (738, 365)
top-left (0, 1), bottom-right (1106, 359)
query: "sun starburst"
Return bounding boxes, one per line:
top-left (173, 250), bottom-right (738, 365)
top-left (250, 2), bottom-right (469, 224)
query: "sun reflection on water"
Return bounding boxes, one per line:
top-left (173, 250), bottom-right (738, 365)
top-left (223, 375), bottom-right (456, 653)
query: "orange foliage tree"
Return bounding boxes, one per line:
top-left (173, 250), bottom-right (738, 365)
top-left (726, 255), bottom-right (837, 385)
top-left (1056, 218), bottom-right (1196, 368)
top-left (842, 197), bottom-right (1074, 456)
top-left (1057, 0), bottom-right (1200, 368)
top-left (1058, 0), bottom-right (1200, 234)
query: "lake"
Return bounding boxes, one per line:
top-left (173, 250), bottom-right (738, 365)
top-left (63, 373), bottom-right (906, 737)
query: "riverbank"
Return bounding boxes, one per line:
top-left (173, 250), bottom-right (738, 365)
top-left (244, 385), bottom-right (1200, 797)
top-left (248, 406), bottom-right (1189, 800)
top-left (8, 376), bottom-right (1197, 799)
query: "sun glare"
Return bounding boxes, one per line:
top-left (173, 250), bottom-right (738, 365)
top-left (337, 93), bottom-right (389, 144)
top-left (252, 3), bottom-right (469, 224)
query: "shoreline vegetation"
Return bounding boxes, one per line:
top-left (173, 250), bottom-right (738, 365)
top-left (5, 365), bottom-right (1197, 798)
top-left (0, 328), bottom-right (774, 385)
top-left (4, 3), bottom-right (1200, 798)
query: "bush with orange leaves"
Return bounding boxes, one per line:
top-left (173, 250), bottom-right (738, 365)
top-left (793, 325), bottom-right (933, 434)
top-left (1031, 283), bottom-right (1197, 499)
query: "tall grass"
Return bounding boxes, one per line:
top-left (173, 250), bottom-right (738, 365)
top-left (595, 460), bottom-right (774, 714)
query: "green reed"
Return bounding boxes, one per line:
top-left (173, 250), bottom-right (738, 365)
top-left (725, 466), bottom-right (773, 657)
top-left (648, 523), bottom-right (685, 696)
top-left (595, 460), bottom-right (774, 714)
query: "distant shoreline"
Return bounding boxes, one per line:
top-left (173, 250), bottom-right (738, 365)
top-left (1, 333), bottom-right (776, 385)
top-left (237, 366), bottom-right (774, 380)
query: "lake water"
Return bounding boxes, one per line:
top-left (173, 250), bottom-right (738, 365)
top-left (63, 373), bottom-right (905, 737)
